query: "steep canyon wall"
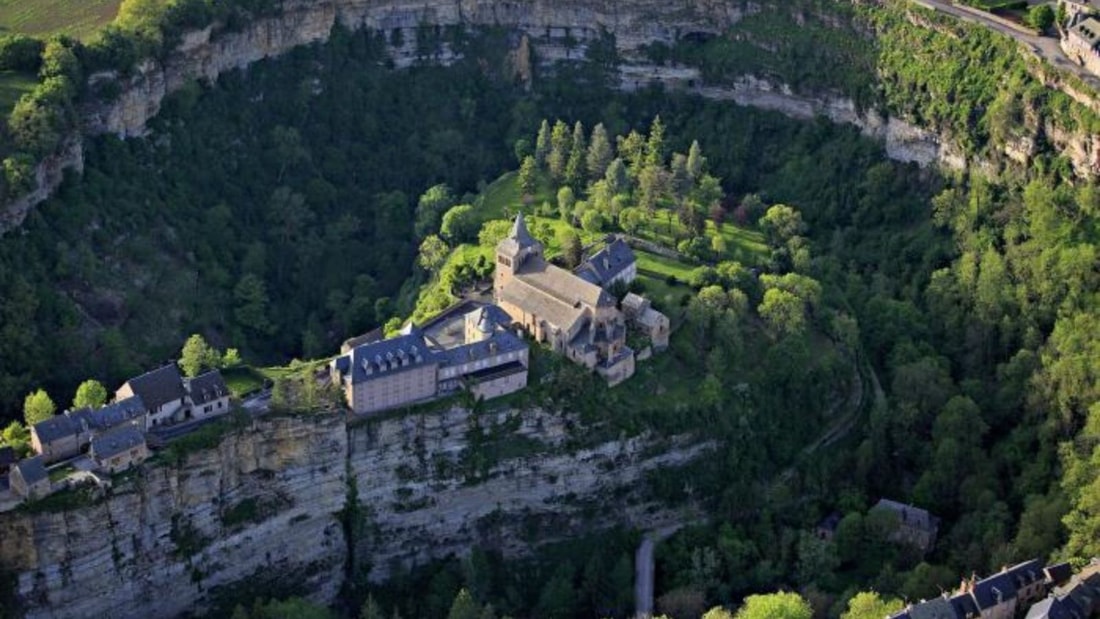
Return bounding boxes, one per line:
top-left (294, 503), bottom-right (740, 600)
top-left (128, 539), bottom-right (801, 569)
top-left (0, 0), bottom-right (993, 233)
top-left (0, 407), bottom-right (712, 618)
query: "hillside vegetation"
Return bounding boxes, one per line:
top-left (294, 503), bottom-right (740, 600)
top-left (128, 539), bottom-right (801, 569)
top-left (0, 0), bottom-right (1099, 616)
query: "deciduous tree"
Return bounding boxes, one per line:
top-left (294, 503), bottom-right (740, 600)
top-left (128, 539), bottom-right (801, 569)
top-left (72, 379), bottom-right (108, 409)
top-left (24, 389), bottom-right (55, 426)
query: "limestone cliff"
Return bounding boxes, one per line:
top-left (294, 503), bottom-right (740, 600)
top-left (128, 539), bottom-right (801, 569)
top-left (0, 406), bottom-right (712, 618)
top-left (346, 406), bottom-right (712, 581)
top-left (0, 414), bottom-right (349, 619)
top-left (5, 0), bottom-right (1097, 232)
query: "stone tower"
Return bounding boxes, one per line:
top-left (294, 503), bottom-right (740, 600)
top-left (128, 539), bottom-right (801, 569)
top-left (494, 212), bottom-right (542, 297)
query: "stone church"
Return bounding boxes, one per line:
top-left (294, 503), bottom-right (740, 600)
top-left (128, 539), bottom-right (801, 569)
top-left (494, 214), bottom-right (636, 386)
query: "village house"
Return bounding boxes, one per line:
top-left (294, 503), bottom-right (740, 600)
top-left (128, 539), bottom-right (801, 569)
top-left (331, 309), bottom-right (529, 415)
top-left (891, 559), bottom-right (1083, 619)
top-left (1062, 15), bottom-right (1100, 77)
top-left (494, 214), bottom-right (635, 385)
top-left (1026, 560), bottom-right (1100, 619)
top-left (9, 456), bottom-right (49, 500)
top-left (184, 370), bottom-right (231, 421)
top-left (30, 414), bottom-right (85, 463)
top-left (90, 426), bottom-right (150, 474)
top-left (30, 395), bottom-right (147, 463)
top-left (873, 498), bottom-right (940, 555)
top-left (116, 364), bottom-right (188, 429)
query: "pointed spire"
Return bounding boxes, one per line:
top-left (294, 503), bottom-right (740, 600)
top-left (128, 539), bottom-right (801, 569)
top-left (511, 212), bottom-right (535, 246)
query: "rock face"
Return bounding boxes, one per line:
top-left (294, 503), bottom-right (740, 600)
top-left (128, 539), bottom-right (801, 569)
top-left (347, 406), bottom-right (713, 581)
top-left (5, 0), bottom-right (1099, 232)
top-left (0, 406), bottom-right (712, 618)
top-left (0, 414), bottom-right (350, 619)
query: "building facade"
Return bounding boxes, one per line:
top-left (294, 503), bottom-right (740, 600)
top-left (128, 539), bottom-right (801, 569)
top-left (332, 312), bottom-right (530, 415)
top-left (1063, 16), bottom-right (1100, 77)
top-left (494, 214), bottom-right (635, 386)
top-left (90, 426), bottom-right (150, 474)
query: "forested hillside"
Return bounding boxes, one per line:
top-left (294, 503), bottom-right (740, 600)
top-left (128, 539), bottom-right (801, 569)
top-left (0, 0), bottom-right (1098, 616)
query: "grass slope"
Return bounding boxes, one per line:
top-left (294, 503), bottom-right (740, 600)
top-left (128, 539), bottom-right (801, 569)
top-left (0, 0), bottom-right (121, 40)
top-left (0, 70), bottom-right (35, 113)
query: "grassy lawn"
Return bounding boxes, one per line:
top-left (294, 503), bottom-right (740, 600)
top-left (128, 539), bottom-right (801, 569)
top-left (0, 0), bottom-right (121, 40)
top-left (635, 272), bottom-right (692, 317)
top-left (473, 171), bottom-right (556, 228)
top-left (636, 250), bottom-right (697, 282)
top-left (222, 366), bottom-right (267, 398)
top-left (710, 220), bottom-right (769, 264)
top-left (0, 70), bottom-right (36, 115)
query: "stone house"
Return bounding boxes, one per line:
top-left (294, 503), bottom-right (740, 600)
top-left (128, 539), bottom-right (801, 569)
top-left (575, 237), bottom-right (637, 289)
top-left (1062, 16), bottom-right (1100, 77)
top-left (30, 415), bottom-right (85, 463)
top-left (9, 456), bottom-right (49, 500)
top-left (494, 214), bottom-right (635, 386)
top-left (872, 498), bottom-right (940, 555)
top-left (116, 364), bottom-right (188, 428)
top-left (622, 292), bottom-right (671, 350)
top-left (331, 312), bottom-right (529, 416)
top-left (90, 426), bottom-right (149, 474)
top-left (184, 370), bottom-right (231, 421)
top-left (1026, 561), bottom-right (1100, 619)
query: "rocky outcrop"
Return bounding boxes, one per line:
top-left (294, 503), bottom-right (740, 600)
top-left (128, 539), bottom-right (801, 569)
top-left (0, 414), bottom-right (349, 619)
top-left (347, 406), bottom-right (712, 581)
top-left (0, 406), bottom-right (712, 618)
top-left (4, 0), bottom-right (1098, 233)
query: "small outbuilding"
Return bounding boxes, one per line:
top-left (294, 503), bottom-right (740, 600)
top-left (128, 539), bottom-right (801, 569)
top-left (10, 456), bottom-right (50, 500)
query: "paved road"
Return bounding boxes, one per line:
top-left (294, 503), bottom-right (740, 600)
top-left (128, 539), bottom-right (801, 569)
top-left (634, 524), bottom-right (688, 618)
top-left (914, 0), bottom-right (1100, 90)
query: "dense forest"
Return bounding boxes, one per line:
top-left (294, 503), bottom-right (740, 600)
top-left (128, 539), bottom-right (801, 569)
top-left (0, 0), bottom-right (1099, 617)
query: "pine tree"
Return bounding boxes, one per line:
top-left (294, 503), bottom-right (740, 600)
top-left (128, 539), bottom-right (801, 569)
top-left (534, 119), bottom-right (551, 168)
top-left (518, 155), bottom-right (537, 195)
top-left (565, 121), bottom-right (587, 189)
top-left (586, 123), bottom-right (614, 180)
top-left (605, 158), bottom-right (629, 195)
top-left (687, 139), bottom-right (706, 179)
top-left (645, 116), bottom-right (665, 168)
top-left (548, 120), bottom-right (571, 181)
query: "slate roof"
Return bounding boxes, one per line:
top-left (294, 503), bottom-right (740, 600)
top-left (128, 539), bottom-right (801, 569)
top-left (498, 213), bottom-right (538, 256)
top-left (79, 396), bottom-right (145, 431)
top-left (345, 328), bottom-right (436, 384)
top-left (32, 414), bottom-right (81, 443)
top-left (517, 257), bottom-right (615, 309)
top-left (575, 238), bottom-right (636, 286)
top-left (909, 597), bottom-right (958, 619)
top-left (500, 277), bottom-right (588, 332)
top-left (949, 593), bottom-right (980, 619)
top-left (186, 370), bottom-right (230, 406)
top-left (1071, 18), bottom-right (1100, 47)
top-left (437, 329), bottom-right (527, 369)
top-left (469, 305), bottom-right (513, 334)
top-left (0, 446), bottom-right (15, 468)
top-left (91, 426), bottom-right (146, 461)
top-left (1047, 562), bottom-right (1074, 586)
top-left (123, 364), bottom-right (187, 410)
top-left (874, 498), bottom-right (940, 532)
top-left (973, 569), bottom-right (1020, 609)
top-left (15, 456), bottom-right (48, 486)
top-left (1025, 597), bottom-right (1084, 619)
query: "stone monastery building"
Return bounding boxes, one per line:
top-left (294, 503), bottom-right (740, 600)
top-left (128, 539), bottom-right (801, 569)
top-left (333, 213), bottom-right (666, 415)
top-left (494, 213), bottom-right (636, 386)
